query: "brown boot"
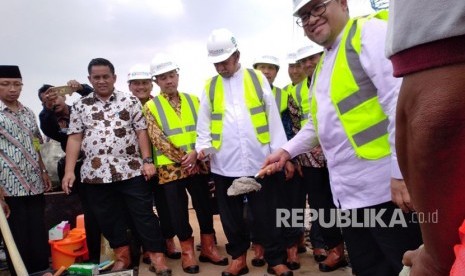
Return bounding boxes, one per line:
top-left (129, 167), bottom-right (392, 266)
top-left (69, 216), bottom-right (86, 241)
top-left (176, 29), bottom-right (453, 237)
top-left (166, 238), bottom-right (181, 259)
top-left (297, 233), bottom-right (307, 253)
top-left (285, 244), bottom-right (300, 270)
top-left (318, 243), bottom-right (348, 272)
top-left (313, 247), bottom-right (328, 262)
top-left (267, 264), bottom-right (293, 275)
top-left (180, 237), bottom-right (199, 274)
top-left (251, 243), bottom-right (265, 267)
top-left (148, 252), bottom-right (172, 276)
top-left (199, 233), bottom-right (228, 265)
top-left (222, 253), bottom-right (248, 276)
top-left (111, 245), bottom-right (131, 271)
top-left (142, 251), bottom-right (151, 264)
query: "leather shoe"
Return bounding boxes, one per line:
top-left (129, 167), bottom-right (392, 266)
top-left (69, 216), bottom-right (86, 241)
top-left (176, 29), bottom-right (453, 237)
top-left (313, 248), bottom-right (327, 262)
top-left (251, 258), bottom-right (266, 267)
top-left (251, 243), bottom-right (265, 267)
top-left (318, 243), bottom-right (348, 272)
top-left (267, 264), bottom-right (294, 276)
top-left (221, 266), bottom-right (249, 276)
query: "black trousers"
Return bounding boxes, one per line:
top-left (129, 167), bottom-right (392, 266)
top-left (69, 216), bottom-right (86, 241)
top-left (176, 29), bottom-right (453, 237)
top-left (213, 173), bottom-right (288, 267)
top-left (161, 174), bottom-right (214, 241)
top-left (58, 157), bottom-right (101, 263)
top-left (248, 173), bottom-right (301, 249)
top-left (302, 166), bottom-right (344, 249)
top-left (342, 201), bottom-right (422, 276)
top-left (85, 176), bottom-right (165, 252)
top-left (153, 178), bottom-right (176, 239)
top-left (4, 194), bottom-right (49, 275)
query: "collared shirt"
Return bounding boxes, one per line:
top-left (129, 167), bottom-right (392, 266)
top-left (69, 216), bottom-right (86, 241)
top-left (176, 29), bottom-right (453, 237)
top-left (68, 90), bottom-right (146, 183)
top-left (283, 18), bottom-right (402, 210)
top-left (39, 84), bottom-right (93, 151)
top-left (196, 66), bottom-right (287, 177)
top-left (0, 101), bottom-right (45, 196)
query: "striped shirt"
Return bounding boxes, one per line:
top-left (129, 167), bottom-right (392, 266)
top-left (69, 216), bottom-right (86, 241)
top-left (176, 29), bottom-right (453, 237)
top-left (0, 101), bottom-right (45, 196)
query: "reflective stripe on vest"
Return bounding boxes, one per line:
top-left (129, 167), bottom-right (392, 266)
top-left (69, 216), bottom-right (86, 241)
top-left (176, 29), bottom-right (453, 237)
top-left (293, 78), bottom-right (310, 127)
top-left (272, 86), bottom-right (288, 114)
top-left (310, 10), bottom-right (390, 160)
top-left (206, 69), bottom-right (270, 149)
top-left (146, 92), bottom-right (199, 165)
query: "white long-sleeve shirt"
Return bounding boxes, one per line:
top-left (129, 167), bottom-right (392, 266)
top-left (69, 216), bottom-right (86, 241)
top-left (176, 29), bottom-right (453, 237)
top-left (196, 66), bottom-right (287, 177)
top-left (283, 18), bottom-right (402, 210)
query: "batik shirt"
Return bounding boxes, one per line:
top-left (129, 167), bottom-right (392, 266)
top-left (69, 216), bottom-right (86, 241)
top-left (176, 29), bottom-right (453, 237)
top-left (68, 90), bottom-right (146, 183)
top-left (144, 92), bottom-right (209, 184)
top-left (0, 101), bottom-right (45, 196)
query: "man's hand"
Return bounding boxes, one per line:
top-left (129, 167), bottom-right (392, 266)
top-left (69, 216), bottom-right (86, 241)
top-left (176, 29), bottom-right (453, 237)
top-left (0, 200), bottom-right (10, 218)
top-left (142, 163), bottom-right (156, 180)
top-left (67, 80), bottom-right (83, 91)
top-left (42, 172), bottom-right (52, 192)
top-left (403, 245), bottom-right (447, 275)
top-left (43, 88), bottom-right (59, 110)
top-left (256, 148), bottom-right (291, 178)
top-left (62, 172), bottom-right (76, 195)
top-left (181, 151), bottom-right (197, 169)
top-left (391, 178), bottom-right (414, 213)
top-left (284, 161), bottom-right (295, 180)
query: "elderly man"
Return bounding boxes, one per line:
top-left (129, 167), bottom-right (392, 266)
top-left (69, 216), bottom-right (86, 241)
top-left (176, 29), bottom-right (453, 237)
top-left (263, 1), bottom-right (422, 275)
top-left (0, 65), bottom-right (51, 275)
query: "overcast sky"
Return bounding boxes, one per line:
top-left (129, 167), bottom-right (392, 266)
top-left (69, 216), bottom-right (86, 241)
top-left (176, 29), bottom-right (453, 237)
top-left (2, 0), bottom-right (375, 118)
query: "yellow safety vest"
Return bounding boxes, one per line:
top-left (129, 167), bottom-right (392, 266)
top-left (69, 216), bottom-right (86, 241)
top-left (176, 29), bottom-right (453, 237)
top-left (145, 92), bottom-right (199, 166)
top-left (272, 86), bottom-right (288, 114)
top-left (205, 69), bottom-right (270, 149)
top-left (290, 77), bottom-right (311, 127)
top-left (310, 10), bottom-right (390, 160)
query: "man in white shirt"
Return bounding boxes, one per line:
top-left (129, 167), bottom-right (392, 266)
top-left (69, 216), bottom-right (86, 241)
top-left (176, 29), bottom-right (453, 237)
top-left (263, 0), bottom-right (422, 275)
top-left (196, 28), bottom-right (293, 276)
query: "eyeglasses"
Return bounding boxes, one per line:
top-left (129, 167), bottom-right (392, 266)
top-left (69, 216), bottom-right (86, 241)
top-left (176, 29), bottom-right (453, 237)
top-left (296, 0), bottom-right (335, 27)
top-left (0, 82), bottom-right (23, 89)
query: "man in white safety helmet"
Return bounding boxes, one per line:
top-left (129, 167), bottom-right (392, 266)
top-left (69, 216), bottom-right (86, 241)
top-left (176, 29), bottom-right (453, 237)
top-left (127, 63), bottom-right (184, 266)
top-left (144, 53), bottom-right (227, 274)
top-left (283, 51), bottom-right (306, 94)
top-left (263, 0), bottom-right (422, 275)
top-left (127, 64), bottom-right (153, 105)
top-left (196, 28), bottom-right (294, 276)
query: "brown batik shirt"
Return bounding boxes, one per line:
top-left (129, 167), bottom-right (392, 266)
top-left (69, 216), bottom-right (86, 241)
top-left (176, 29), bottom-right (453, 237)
top-left (68, 90), bottom-right (147, 183)
top-left (143, 92), bottom-right (209, 184)
top-left (288, 95), bottom-right (326, 168)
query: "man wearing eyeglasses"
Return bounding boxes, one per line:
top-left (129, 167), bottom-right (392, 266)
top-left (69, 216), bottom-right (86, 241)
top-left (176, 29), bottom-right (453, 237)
top-left (263, 0), bottom-right (422, 275)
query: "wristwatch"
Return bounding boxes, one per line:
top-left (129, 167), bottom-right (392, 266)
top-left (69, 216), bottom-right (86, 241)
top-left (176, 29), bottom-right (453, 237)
top-left (143, 157), bottom-right (154, 164)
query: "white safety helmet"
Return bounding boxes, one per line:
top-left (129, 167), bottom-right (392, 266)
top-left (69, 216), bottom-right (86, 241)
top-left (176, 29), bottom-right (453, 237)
top-left (285, 52), bottom-right (298, 65)
top-left (206, 28), bottom-right (239, 63)
top-left (127, 64), bottom-right (151, 82)
top-left (296, 42), bottom-right (324, 61)
top-left (252, 54), bottom-right (280, 69)
top-left (150, 53), bottom-right (179, 77)
top-left (293, 0), bottom-right (313, 16)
